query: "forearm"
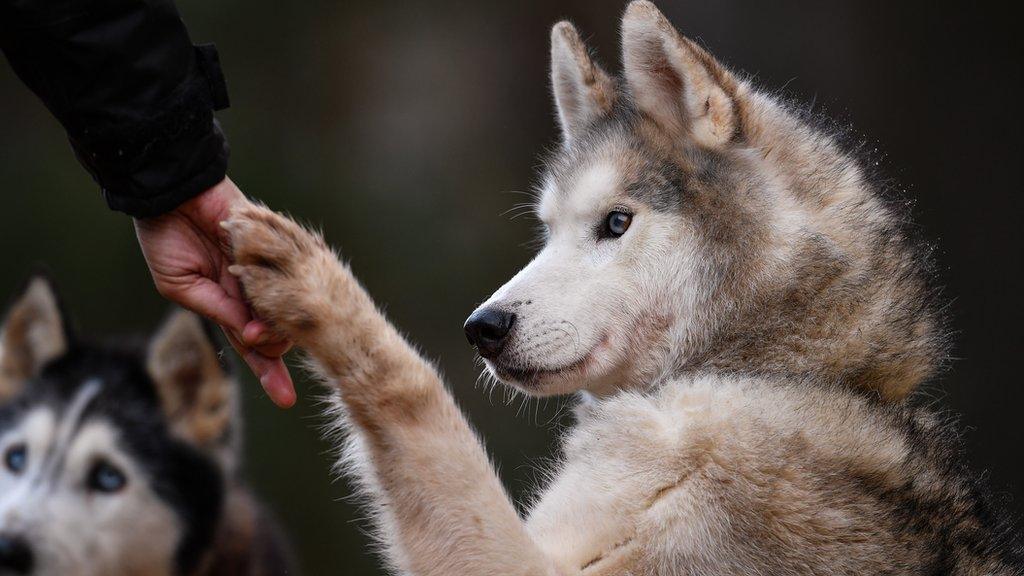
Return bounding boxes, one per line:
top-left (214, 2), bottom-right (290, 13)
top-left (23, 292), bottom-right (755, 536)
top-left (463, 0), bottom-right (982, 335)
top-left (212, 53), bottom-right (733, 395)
top-left (296, 270), bottom-right (557, 575)
top-left (338, 372), bottom-right (555, 576)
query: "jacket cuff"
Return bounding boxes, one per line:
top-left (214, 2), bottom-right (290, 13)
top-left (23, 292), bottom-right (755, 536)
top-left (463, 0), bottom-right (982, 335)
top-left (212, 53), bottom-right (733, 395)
top-left (72, 44), bottom-right (231, 218)
top-left (99, 122), bottom-right (230, 218)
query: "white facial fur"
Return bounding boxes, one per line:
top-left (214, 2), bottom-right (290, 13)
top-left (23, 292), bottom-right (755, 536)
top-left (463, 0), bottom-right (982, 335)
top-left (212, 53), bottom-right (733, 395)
top-left (476, 160), bottom-right (704, 397)
top-left (0, 397), bottom-right (181, 576)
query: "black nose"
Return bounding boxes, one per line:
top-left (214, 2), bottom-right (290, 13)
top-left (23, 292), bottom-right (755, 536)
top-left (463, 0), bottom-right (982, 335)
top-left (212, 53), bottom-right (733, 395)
top-left (0, 534), bottom-right (33, 574)
top-left (464, 308), bottom-right (516, 359)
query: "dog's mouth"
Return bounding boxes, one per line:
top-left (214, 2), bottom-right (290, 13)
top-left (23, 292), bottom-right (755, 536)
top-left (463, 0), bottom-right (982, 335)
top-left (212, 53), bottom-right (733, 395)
top-left (487, 335), bottom-right (607, 388)
top-left (491, 356), bottom-right (588, 384)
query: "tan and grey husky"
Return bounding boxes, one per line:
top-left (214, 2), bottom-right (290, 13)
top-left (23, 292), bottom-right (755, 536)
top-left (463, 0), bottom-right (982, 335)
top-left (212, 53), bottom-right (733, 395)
top-left (222, 2), bottom-right (1022, 574)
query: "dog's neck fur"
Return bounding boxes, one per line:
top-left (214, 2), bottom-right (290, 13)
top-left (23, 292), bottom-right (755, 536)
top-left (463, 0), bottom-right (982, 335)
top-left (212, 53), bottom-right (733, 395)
top-left (668, 89), bottom-right (946, 400)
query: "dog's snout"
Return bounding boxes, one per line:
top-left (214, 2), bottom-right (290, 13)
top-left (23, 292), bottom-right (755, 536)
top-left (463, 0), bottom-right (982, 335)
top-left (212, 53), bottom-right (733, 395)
top-left (464, 308), bottom-right (516, 359)
top-left (0, 534), bottom-right (33, 575)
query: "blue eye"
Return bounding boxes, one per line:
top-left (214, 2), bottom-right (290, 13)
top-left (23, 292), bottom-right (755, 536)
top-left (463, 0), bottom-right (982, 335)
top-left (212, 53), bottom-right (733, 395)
top-left (4, 444), bottom-right (26, 474)
top-left (87, 461), bottom-right (127, 494)
top-left (605, 211), bottom-right (633, 237)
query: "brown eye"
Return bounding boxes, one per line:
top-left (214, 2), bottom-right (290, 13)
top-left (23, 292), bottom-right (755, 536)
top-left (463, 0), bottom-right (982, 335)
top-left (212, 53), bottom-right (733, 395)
top-left (605, 211), bottom-right (632, 237)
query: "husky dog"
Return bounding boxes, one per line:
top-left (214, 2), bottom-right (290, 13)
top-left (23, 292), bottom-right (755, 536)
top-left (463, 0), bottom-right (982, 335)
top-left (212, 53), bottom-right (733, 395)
top-left (0, 277), bottom-right (294, 576)
top-left (221, 2), bottom-right (1022, 574)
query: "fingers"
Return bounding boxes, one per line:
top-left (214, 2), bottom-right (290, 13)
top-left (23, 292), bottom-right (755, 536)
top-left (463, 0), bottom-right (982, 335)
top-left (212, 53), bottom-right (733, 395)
top-left (242, 319), bottom-right (293, 356)
top-left (213, 245), bottom-right (293, 356)
top-left (256, 357), bottom-right (297, 408)
top-left (252, 339), bottom-right (293, 358)
top-left (169, 272), bottom-right (297, 408)
top-left (178, 276), bottom-right (252, 335)
top-left (223, 329), bottom-right (297, 409)
top-left (136, 181), bottom-right (297, 409)
top-left (204, 268), bottom-right (295, 408)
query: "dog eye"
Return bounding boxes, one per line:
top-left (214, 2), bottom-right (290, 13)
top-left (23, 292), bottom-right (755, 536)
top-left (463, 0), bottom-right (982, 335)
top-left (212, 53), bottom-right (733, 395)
top-left (87, 460), bottom-right (127, 494)
top-left (4, 444), bottom-right (27, 474)
top-left (604, 211), bottom-right (633, 238)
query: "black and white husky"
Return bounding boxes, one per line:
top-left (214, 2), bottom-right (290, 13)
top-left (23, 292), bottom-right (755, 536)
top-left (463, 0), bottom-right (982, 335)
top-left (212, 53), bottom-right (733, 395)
top-left (0, 276), bottom-right (293, 576)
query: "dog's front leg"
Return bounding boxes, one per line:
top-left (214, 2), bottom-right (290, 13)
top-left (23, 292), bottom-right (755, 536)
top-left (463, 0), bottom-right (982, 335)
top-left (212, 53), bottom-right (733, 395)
top-left (223, 205), bottom-right (567, 576)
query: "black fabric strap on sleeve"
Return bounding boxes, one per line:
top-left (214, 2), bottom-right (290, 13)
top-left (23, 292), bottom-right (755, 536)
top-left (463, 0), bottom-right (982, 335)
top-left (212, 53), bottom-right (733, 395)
top-left (195, 43), bottom-right (230, 111)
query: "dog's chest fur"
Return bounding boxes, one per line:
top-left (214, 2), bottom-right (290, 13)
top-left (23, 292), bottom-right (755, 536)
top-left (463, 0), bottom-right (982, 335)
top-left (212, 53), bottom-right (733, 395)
top-left (526, 379), bottom-right (736, 573)
top-left (522, 375), bottom-right (1008, 575)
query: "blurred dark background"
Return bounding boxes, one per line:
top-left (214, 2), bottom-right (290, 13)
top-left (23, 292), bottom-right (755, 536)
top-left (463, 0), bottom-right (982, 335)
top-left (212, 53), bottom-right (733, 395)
top-left (1, 1), bottom-right (1020, 573)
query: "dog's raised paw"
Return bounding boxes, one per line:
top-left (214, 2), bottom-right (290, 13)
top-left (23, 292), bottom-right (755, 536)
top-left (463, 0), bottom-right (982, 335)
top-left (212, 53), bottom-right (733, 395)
top-left (222, 204), bottom-right (338, 344)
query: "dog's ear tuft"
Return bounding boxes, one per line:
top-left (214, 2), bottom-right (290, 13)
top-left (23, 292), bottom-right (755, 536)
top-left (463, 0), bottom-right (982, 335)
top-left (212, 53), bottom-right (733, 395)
top-left (551, 20), bottom-right (616, 145)
top-left (0, 275), bottom-right (69, 403)
top-left (148, 310), bottom-right (239, 471)
top-left (621, 1), bottom-right (739, 148)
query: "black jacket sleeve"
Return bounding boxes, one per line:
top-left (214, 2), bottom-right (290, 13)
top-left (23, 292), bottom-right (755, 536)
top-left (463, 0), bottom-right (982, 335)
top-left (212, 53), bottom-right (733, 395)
top-left (1, 0), bottom-right (230, 217)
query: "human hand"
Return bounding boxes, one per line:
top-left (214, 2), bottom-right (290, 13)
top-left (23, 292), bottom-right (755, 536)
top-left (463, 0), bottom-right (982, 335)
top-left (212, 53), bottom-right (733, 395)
top-left (133, 177), bottom-right (296, 408)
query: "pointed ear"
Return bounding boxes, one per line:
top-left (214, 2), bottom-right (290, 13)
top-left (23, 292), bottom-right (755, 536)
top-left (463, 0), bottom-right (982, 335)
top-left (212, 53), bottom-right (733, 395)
top-left (147, 310), bottom-right (239, 470)
top-left (0, 276), bottom-right (69, 402)
top-left (551, 20), bottom-right (617, 145)
top-left (621, 1), bottom-right (739, 148)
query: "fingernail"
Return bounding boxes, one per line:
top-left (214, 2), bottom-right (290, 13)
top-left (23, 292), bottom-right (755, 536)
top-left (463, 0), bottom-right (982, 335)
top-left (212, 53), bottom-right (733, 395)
top-left (228, 265), bottom-right (243, 276)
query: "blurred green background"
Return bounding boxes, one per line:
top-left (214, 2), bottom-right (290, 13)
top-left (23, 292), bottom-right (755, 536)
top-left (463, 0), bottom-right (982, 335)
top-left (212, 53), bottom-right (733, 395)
top-left (1, 1), bottom-right (1020, 574)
